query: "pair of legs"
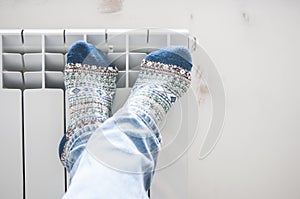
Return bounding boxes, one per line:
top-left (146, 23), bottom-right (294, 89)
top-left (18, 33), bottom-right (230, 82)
top-left (58, 41), bottom-right (192, 198)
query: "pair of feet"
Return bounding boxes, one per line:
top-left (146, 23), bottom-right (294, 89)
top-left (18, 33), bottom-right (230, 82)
top-left (59, 41), bottom-right (193, 165)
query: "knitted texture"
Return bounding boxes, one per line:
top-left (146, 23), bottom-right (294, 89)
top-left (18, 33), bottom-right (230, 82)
top-left (67, 40), bottom-right (113, 66)
top-left (128, 47), bottom-right (192, 126)
top-left (65, 63), bottom-right (118, 133)
top-left (60, 63), bottom-right (118, 165)
top-left (145, 47), bottom-right (192, 71)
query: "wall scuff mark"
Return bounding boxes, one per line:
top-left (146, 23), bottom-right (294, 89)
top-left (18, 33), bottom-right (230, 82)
top-left (99, 0), bottom-right (123, 13)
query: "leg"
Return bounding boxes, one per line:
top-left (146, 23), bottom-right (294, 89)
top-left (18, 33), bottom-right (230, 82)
top-left (62, 47), bottom-right (192, 198)
top-left (58, 41), bottom-right (118, 173)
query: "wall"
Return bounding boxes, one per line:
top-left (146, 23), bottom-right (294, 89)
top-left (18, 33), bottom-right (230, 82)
top-left (187, 1), bottom-right (300, 199)
top-left (1, 0), bottom-right (300, 198)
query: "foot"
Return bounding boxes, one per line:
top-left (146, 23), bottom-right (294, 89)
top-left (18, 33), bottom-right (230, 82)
top-left (128, 47), bottom-right (192, 126)
top-left (59, 41), bottom-right (118, 166)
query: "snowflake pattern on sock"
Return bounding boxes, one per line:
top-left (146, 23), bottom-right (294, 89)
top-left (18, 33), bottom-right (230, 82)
top-left (60, 63), bottom-right (118, 165)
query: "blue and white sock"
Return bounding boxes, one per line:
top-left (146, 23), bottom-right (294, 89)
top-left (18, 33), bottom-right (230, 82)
top-left (59, 41), bottom-right (118, 166)
top-left (128, 47), bottom-right (193, 126)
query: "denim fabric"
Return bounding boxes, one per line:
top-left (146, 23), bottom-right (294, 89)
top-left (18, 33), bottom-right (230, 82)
top-left (64, 124), bottom-right (100, 173)
top-left (62, 105), bottom-right (161, 199)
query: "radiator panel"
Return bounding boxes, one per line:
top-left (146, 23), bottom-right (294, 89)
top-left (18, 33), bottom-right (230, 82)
top-left (24, 89), bottom-right (65, 199)
top-left (0, 29), bottom-right (196, 199)
top-left (0, 90), bottom-right (23, 199)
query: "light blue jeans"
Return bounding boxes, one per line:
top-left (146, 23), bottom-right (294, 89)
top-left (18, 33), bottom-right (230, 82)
top-left (62, 106), bottom-right (162, 199)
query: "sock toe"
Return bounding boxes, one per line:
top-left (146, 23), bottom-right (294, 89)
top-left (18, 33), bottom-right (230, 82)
top-left (67, 41), bottom-right (111, 66)
top-left (145, 47), bottom-right (193, 71)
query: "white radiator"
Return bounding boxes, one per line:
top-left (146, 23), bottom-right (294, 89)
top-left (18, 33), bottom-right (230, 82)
top-left (0, 29), bottom-right (201, 199)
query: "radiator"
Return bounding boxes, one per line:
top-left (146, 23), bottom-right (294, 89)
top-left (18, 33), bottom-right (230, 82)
top-left (0, 29), bottom-right (202, 199)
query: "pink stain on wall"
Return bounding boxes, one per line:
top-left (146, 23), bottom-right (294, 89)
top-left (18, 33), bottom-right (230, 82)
top-left (99, 0), bottom-right (123, 13)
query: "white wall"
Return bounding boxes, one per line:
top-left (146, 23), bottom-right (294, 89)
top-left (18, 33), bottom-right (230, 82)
top-left (1, 0), bottom-right (300, 198)
top-left (188, 1), bottom-right (300, 198)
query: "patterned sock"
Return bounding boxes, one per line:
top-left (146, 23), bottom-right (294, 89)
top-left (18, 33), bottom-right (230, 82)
top-left (128, 47), bottom-right (192, 126)
top-left (59, 41), bottom-right (118, 166)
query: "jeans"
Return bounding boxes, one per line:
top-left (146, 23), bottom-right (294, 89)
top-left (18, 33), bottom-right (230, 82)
top-left (62, 105), bottom-right (162, 199)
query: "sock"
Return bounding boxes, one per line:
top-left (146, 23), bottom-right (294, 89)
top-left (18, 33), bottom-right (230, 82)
top-left (128, 47), bottom-right (192, 126)
top-left (59, 41), bottom-right (118, 165)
